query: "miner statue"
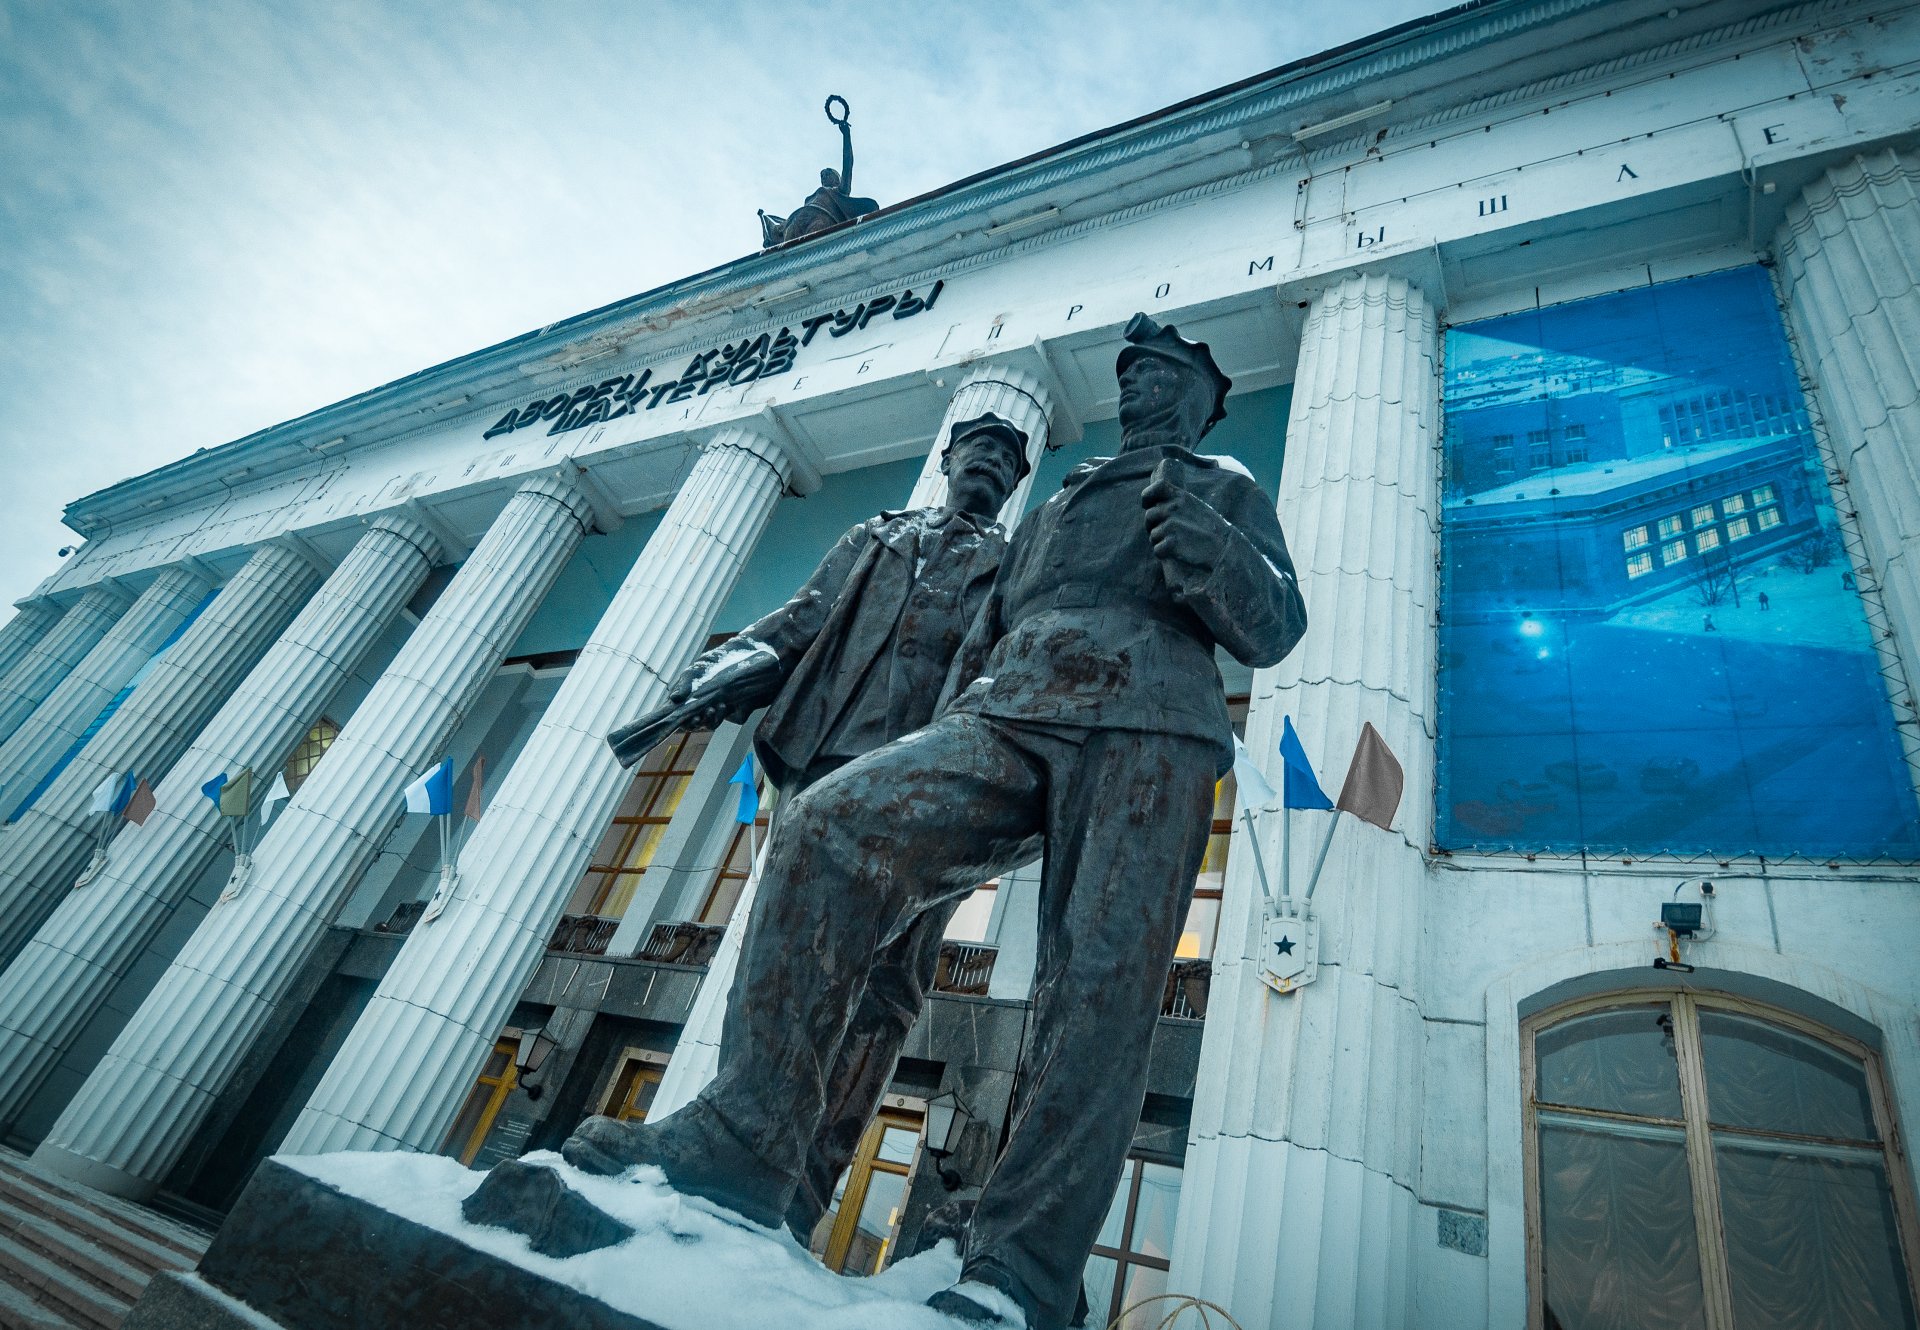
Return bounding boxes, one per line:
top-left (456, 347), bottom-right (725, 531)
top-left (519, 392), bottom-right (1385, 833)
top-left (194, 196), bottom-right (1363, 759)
top-left (604, 408), bottom-right (1030, 1243)
top-left (557, 313), bottom-right (1308, 1328)
top-left (759, 94), bottom-right (880, 247)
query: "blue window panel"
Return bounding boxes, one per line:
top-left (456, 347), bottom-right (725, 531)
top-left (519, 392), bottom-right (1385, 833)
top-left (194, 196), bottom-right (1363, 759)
top-left (6, 588), bottom-right (216, 824)
top-left (1436, 266), bottom-right (1920, 859)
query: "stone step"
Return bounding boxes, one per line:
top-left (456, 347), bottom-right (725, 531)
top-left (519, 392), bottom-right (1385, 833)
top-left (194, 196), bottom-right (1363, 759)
top-left (0, 1193), bottom-right (158, 1304)
top-left (0, 1155), bottom-right (207, 1264)
top-left (0, 1276), bottom-right (73, 1330)
top-left (0, 1179), bottom-right (197, 1287)
top-left (0, 1236), bottom-right (129, 1330)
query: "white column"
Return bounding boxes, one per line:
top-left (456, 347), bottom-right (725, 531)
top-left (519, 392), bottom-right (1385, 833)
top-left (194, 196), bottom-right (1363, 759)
top-left (0, 545), bottom-right (321, 969)
top-left (903, 362), bottom-right (1055, 520)
top-left (0, 585), bottom-right (130, 750)
top-left (33, 476), bottom-right (592, 1199)
top-left (0, 566), bottom-right (211, 823)
top-left (654, 375), bottom-right (1056, 1119)
top-left (1167, 273), bottom-right (1440, 1330)
top-left (1774, 149), bottom-right (1920, 690)
top-left (0, 516), bottom-right (442, 1132)
top-left (0, 602), bottom-right (64, 682)
top-left (285, 430), bottom-right (792, 1156)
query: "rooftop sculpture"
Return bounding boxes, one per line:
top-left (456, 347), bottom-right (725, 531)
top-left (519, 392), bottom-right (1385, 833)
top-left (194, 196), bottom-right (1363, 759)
top-left (758, 95), bottom-right (879, 248)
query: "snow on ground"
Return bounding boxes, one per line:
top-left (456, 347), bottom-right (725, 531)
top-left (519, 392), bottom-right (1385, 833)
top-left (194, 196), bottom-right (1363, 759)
top-left (1609, 559), bottom-right (1872, 649)
top-left (291, 1150), bottom-right (973, 1330)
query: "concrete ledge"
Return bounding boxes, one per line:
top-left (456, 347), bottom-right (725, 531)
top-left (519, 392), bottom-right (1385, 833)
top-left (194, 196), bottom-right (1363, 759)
top-left (126, 1158), bottom-right (667, 1330)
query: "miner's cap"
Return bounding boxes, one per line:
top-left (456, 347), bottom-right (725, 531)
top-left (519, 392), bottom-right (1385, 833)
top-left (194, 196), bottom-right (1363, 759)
top-left (942, 411), bottom-right (1032, 482)
top-left (1116, 312), bottom-right (1232, 428)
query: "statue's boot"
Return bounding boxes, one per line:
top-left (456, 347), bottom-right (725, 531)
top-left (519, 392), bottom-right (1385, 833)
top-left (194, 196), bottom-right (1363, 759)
top-left (460, 1158), bottom-right (636, 1257)
top-left (561, 1109), bottom-right (791, 1230)
top-left (927, 1283), bottom-right (1028, 1328)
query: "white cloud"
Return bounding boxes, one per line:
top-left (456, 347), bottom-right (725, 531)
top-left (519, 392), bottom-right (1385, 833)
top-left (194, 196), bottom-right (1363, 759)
top-left (0, 0), bottom-right (1443, 602)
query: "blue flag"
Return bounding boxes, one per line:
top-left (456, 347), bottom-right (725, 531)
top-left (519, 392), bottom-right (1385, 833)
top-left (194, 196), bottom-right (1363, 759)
top-left (1280, 717), bottom-right (1332, 810)
top-left (201, 773), bottom-right (228, 808)
top-left (402, 758), bottom-right (455, 815)
top-left (729, 756), bottom-right (759, 825)
top-left (111, 770), bottom-right (138, 815)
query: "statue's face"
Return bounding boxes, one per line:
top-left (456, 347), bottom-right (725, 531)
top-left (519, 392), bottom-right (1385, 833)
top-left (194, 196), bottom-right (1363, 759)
top-left (1117, 355), bottom-right (1211, 444)
top-left (945, 434), bottom-right (1022, 517)
top-left (820, 168), bottom-right (841, 188)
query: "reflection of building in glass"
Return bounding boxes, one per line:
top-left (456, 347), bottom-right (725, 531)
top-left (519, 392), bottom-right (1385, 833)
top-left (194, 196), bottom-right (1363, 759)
top-left (1446, 434), bottom-right (1817, 617)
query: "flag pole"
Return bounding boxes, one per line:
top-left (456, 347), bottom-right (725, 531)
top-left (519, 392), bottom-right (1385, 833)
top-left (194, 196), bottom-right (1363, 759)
top-left (1303, 810), bottom-right (1343, 903)
top-left (1281, 807), bottom-right (1292, 909)
top-left (1238, 808), bottom-right (1275, 910)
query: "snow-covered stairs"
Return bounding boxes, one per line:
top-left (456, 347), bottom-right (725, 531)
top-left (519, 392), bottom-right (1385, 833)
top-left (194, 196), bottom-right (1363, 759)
top-left (0, 1148), bottom-right (208, 1329)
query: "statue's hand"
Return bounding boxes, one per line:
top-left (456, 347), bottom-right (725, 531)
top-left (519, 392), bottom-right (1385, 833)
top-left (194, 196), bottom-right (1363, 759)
top-left (1143, 475), bottom-right (1230, 595)
top-left (667, 651), bottom-right (724, 704)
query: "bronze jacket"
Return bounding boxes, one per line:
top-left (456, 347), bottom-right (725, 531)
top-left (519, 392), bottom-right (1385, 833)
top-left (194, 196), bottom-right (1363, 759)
top-left (940, 445), bottom-right (1307, 773)
top-left (734, 508), bottom-right (1006, 789)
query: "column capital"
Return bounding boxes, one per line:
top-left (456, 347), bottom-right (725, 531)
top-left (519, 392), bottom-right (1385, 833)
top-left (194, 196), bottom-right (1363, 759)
top-left (361, 513), bottom-right (446, 570)
top-left (699, 425), bottom-right (796, 491)
top-left (514, 472), bottom-right (598, 534)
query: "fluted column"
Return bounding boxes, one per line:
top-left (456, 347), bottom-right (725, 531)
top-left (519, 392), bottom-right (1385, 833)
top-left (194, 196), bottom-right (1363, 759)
top-left (284, 430), bottom-right (791, 1156)
top-left (0, 516), bottom-right (441, 1132)
top-left (0, 603), bottom-right (64, 683)
top-left (0, 586), bottom-right (131, 751)
top-left (1774, 149), bottom-right (1920, 693)
top-left (0, 545), bottom-right (320, 969)
top-left (903, 362), bottom-right (1055, 521)
top-left (34, 476), bottom-right (592, 1198)
top-left (0, 566), bottom-right (211, 822)
top-left (654, 377), bottom-right (1055, 1120)
top-left (1167, 273), bottom-right (1439, 1329)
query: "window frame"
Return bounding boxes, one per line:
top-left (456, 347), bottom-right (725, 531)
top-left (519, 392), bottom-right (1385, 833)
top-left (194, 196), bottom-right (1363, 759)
top-left (813, 1100), bottom-right (926, 1276)
top-left (576, 728), bottom-right (709, 918)
top-left (1521, 989), bottom-right (1920, 1330)
top-left (1085, 1156), bottom-right (1180, 1330)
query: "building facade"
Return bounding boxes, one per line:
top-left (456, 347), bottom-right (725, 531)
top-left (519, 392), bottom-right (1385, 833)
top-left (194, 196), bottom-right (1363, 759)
top-left (1, 1), bottom-right (1917, 1325)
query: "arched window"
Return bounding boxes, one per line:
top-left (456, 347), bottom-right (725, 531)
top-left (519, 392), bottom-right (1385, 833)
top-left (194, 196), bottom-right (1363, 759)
top-left (282, 717), bottom-right (339, 794)
top-left (1524, 991), bottom-right (1920, 1329)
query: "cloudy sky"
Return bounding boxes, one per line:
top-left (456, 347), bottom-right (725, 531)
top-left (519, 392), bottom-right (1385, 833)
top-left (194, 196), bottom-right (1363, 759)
top-left (0, 0), bottom-right (1443, 606)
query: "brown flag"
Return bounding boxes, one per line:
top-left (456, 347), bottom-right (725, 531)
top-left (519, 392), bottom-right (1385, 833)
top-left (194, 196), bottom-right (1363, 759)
top-left (463, 754), bottom-right (486, 822)
top-left (1335, 722), bottom-right (1403, 831)
top-left (123, 778), bottom-right (157, 827)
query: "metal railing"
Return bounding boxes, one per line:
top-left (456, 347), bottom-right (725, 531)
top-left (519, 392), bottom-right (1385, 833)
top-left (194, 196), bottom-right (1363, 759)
top-left (932, 940), bottom-right (999, 996)
top-left (636, 920), bottom-right (726, 967)
top-left (1161, 960), bottom-right (1211, 1020)
top-left (547, 913), bottom-right (621, 956)
top-left (374, 901), bottom-right (426, 935)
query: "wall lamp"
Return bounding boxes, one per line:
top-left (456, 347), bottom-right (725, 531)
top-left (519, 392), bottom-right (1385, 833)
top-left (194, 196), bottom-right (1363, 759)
top-left (514, 1026), bottom-right (560, 1101)
top-left (923, 1088), bottom-right (975, 1190)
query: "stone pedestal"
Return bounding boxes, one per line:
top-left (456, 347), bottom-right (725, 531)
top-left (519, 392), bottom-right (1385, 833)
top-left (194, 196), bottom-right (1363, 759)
top-left (0, 585), bottom-right (130, 751)
top-left (34, 477), bottom-right (592, 1200)
top-left (0, 517), bottom-right (441, 1132)
top-left (1166, 273), bottom-right (1441, 1329)
top-left (283, 429), bottom-right (791, 1157)
top-left (0, 546), bottom-right (320, 970)
top-left (0, 565), bottom-right (210, 825)
top-left (120, 1158), bottom-right (668, 1330)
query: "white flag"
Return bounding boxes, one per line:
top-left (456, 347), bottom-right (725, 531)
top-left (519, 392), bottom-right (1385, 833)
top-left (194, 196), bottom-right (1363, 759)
top-left (88, 771), bottom-right (124, 815)
top-left (1231, 736), bottom-right (1277, 810)
top-left (260, 771), bottom-right (291, 816)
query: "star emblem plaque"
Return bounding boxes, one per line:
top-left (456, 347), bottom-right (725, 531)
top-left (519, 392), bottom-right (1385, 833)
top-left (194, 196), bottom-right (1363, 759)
top-left (1258, 908), bottom-right (1319, 994)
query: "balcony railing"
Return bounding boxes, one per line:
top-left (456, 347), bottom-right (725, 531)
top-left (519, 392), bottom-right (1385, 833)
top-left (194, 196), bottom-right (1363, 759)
top-left (932, 941), bottom-right (998, 997)
top-left (374, 901), bottom-right (426, 936)
top-left (637, 920), bottom-right (726, 967)
top-left (548, 913), bottom-right (621, 956)
top-left (1161, 960), bottom-right (1211, 1020)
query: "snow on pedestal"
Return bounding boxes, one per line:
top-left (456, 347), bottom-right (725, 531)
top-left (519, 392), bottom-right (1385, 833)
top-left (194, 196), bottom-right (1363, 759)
top-left (289, 1151), bottom-right (973, 1330)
